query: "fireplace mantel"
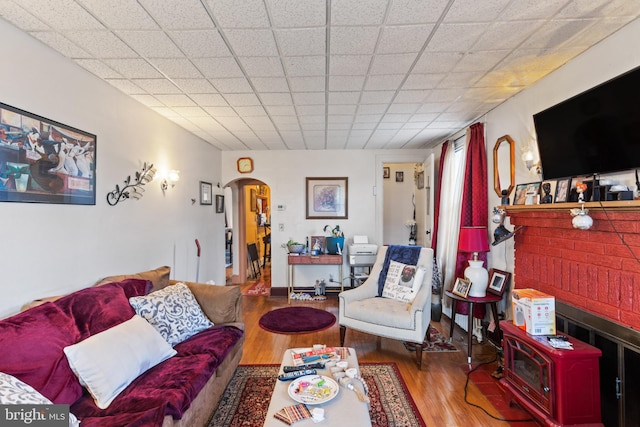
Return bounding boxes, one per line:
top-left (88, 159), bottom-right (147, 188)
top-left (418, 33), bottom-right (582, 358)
top-left (505, 199), bottom-right (640, 213)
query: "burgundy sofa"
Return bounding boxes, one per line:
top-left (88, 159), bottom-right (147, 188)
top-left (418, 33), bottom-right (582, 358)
top-left (0, 267), bottom-right (244, 427)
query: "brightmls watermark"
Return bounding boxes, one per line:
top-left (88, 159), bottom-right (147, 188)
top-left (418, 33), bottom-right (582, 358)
top-left (0, 405), bottom-right (68, 426)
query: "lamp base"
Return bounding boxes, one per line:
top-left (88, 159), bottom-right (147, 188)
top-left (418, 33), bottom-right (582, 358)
top-left (465, 260), bottom-right (489, 297)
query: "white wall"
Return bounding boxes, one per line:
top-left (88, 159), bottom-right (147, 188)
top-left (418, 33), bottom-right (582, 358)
top-left (486, 18), bottom-right (640, 284)
top-left (0, 20), bottom-right (225, 317)
top-left (221, 149), bottom-right (432, 288)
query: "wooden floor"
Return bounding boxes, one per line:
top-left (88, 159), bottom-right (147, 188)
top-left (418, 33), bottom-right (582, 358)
top-left (235, 266), bottom-right (540, 427)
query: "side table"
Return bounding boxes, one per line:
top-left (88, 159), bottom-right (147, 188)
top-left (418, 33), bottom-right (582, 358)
top-left (288, 254), bottom-right (344, 303)
top-left (445, 290), bottom-right (502, 363)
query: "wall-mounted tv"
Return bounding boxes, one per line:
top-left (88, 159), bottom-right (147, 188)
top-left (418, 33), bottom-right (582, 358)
top-left (533, 66), bottom-right (640, 181)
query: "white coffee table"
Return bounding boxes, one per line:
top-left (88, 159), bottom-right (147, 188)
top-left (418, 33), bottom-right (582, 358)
top-left (264, 347), bottom-right (372, 426)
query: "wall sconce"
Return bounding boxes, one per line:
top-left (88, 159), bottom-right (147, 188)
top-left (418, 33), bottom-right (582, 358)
top-left (106, 162), bottom-right (156, 206)
top-left (521, 148), bottom-right (541, 174)
top-left (161, 170), bottom-right (180, 193)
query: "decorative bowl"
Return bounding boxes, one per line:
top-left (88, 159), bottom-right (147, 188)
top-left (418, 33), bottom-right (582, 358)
top-left (288, 244), bottom-right (305, 254)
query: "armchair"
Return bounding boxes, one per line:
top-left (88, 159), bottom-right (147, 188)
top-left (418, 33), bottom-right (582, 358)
top-left (339, 246), bottom-right (433, 369)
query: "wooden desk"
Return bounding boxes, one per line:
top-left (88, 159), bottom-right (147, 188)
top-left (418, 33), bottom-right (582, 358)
top-left (288, 254), bottom-right (343, 303)
top-left (445, 290), bottom-right (502, 363)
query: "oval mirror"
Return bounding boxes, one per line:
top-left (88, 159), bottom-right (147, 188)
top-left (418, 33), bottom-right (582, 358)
top-left (493, 135), bottom-right (515, 201)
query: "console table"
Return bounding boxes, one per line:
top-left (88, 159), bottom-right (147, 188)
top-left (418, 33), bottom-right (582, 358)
top-left (288, 254), bottom-right (343, 303)
top-left (445, 290), bottom-right (502, 363)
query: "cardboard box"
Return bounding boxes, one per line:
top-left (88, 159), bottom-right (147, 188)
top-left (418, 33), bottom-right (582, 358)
top-left (512, 289), bottom-right (556, 335)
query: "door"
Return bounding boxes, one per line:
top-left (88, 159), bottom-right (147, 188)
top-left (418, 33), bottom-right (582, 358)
top-left (417, 153), bottom-right (435, 247)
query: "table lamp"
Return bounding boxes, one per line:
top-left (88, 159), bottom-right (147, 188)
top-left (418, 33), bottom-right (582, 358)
top-left (459, 226), bottom-right (490, 297)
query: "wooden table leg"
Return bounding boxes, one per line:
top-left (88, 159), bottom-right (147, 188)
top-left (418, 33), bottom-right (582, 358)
top-left (467, 302), bottom-right (474, 364)
top-left (449, 299), bottom-right (457, 343)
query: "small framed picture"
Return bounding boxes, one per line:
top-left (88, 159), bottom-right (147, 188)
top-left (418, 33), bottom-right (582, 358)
top-left (452, 277), bottom-right (471, 298)
top-left (540, 180), bottom-right (556, 204)
top-left (416, 171), bottom-right (424, 189)
top-left (309, 236), bottom-right (326, 255)
top-left (513, 183), bottom-right (528, 205)
top-left (555, 178), bottom-right (572, 203)
top-left (200, 181), bottom-right (212, 205)
top-left (383, 167), bottom-right (390, 179)
top-left (215, 194), bottom-right (224, 213)
top-left (487, 269), bottom-right (511, 296)
top-left (396, 171), bottom-right (404, 182)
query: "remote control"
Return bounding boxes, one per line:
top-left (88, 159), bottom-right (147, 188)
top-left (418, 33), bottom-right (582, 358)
top-left (283, 362), bottom-right (325, 373)
top-left (277, 369), bottom-right (317, 381)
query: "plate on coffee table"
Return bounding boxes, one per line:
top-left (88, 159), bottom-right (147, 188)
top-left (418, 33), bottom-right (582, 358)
top-left (288, 375), bottom-right (339, 404)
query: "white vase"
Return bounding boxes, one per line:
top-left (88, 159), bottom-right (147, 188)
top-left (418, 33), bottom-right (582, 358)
top-left (465, 260), bottom-right (489, 297)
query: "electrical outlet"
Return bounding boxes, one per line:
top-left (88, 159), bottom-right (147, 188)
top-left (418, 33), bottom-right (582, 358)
top-left (277, 204), bottom-right (286, 211)
top-left (278, 223), bottom-right (284, 232)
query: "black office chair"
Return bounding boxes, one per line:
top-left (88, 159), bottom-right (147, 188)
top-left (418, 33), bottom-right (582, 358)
top-left (247, 242), bottom-right (261, 279)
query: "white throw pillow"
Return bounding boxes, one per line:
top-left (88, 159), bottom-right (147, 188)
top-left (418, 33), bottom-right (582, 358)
top-left (129, 282), bottom-right (213, 346)
top-left (382, 260), bottom-right (426, 303)
top-left (64, 315), bottom-right (177, 409)
top-left (0, 372), bottom-right (80, 427)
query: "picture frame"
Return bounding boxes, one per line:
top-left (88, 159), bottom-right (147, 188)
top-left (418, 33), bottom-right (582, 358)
top-left (416, 171), bottom-right (424, 189)
top-left (540, 180), bottom-right (556, 204)
top-left (383, 166), bottom-right (390, 179)
top-left (310, 235), bottom-right (326, 254)
top-left (250, 188), bottom-right (257, 212)
top-left (513, 183), bottom-right (528, 205)
top-left (396, 171), bottom-right (404, 182)
top-left (0, 102), bottom-right (96, 205)
top-left (487, 269), bottom-right (511, 296)
top-left (452, 278), bottom-right (472, 298)
top-left (215, 194), bottom-right (224, 213)
top-left (306, 177), bottom-right (348, 219)
top-left (555, 178), bottom-right (572, 203)
top-left (200, 181), bottom-right (212, 205)
top-left (513, 182), bottom-right (540, 205)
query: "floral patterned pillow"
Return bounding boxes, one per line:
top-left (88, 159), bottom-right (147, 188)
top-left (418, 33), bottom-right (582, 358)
top-left (0, 372), bottom-right (79, 427)
top-left (129, 282), bottom-right (213, 346)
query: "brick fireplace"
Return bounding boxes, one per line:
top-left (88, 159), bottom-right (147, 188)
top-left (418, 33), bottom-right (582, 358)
top-left (506, 202), bottom-right (640, 427)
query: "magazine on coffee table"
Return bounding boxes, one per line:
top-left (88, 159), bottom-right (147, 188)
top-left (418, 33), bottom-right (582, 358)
top-left (291, 347), bottom-right (338, 366)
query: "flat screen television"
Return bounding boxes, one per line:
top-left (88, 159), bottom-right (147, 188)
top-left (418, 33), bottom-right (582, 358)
top-left (533, 66), bottom-right (640, 180)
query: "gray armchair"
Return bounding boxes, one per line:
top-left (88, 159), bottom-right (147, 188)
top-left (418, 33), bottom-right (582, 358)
top-left (339, 246), bottom-right (433, 369)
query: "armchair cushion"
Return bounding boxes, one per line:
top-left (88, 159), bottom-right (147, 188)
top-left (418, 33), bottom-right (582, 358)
top-left (377, 245), bottom-right (422, 296)
top-left (381, 261), bottom-right (426, 303)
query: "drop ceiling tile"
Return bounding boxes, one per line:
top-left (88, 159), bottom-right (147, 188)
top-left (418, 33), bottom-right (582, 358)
top-left (328, 91), bottom-right (361, 104)
top-left (454, 50), bottom-right (509, 72)
top-left (402, 121), bottom-right (429, 129)
top-left (275, 122), bottom-right (301, 131)
top-left (328, 75), bottom-right (366, 91)
top-left (105, 79), bottom-right (143, 94)
top-left (388, 103), bottom-right (421, 114)
top-left (192, 94), bottom-right (229, 106)
top-left (364, 74), bottom-right (405, 90)
top-left (260, 93), bottom-right (293, 105)
top-left (116, 31), bottom-right (183, 58)
top-left (360, 90), bottom-right (395, 104)
top-left (275, 28), bottom-right (326, 56)
top-left (239, 56), bottom-right (285, 77)
top-left (327, 122), bottom-right (352, 130)
top-left (205, 0), bottom-right (269, 28)
top-left (330, 27), bottom-right (380, 55)
top-left (173, 106), bottom-right (208, 117)
top-left (328, 115), bottom-right (355, 124)
top-left (519, 19), bottom-right (595, 49)
top-left (330, 55), bottom-right (372, 75)
top-left (245, 119), bottom-right (275, 131)
top-left (103, 58), bottom-right (163, 78)
top-left (402, 73), bottom-right (444, 90)
top-left (350, 129), bottom-right (373, 138)
top-left (30, 32), bottom-right (89, 57)
top-left (75, 59), bottom-right (122, 78)
top-left (283, 56), bottom-right (326, 77)
top-left (265, 105), bottom-right (296, 115)
top-left (498, 0), bottom-right (564, 20)
top-left (152, 107), bottom-right (180, 118)
top-left (289, 77), bottom-right (325, 92)
top-left (132, 78), bottom-right (181, 93)
top-left (410, 113), bottom-right (439, 122)
top-left (267, 0), bottom-right (326, 27)
top-left (216, 116), bottom-right (250, 131)
top-left (391, 129), bottom-right (421, 141)
top-left (271, 115), bottom-right (298, 124)
top-left (141, 0), bottom-right (215, 29)
top-left (224, 29), bottom-right (279, 56)
top-left (386, 0), bottom-right (449, 24)
top-left (416, 102), bottom-right (451, 113)
top-left (437, 72), bottom-right (483, 88)
top-left (234, 106), bottom-right (267, 116)
top-left (150, 58), bottom-right (204, 78)
top-left (193, 57), bottom-right (244, 78)
top-left (394, 90), bottom-right (429, 103)
top-left (300, 116), bottom-right (325, 125)
top-left (425, 23), bottom-right (489, 52)
top-left (296, 105), bottom-right (325, 115)
top-left (170, 30), bottom-right (231, 57)
top-left (173, 78), bottom-right (218, 93)
top-left (203, 106), bottom-right (237, 116)
top-left (473, 21), bottom-right (541, 51)
top-left (0, 2), bottom-right (51, 31)
top-left (293, 92), bottom-right (325, 105)
top-left (357, 104), bottom-right (388, 114)
top-left (413, 51), bottom-right (464, 73)
top-left (78, 0), bottom-right (158, 30)
top-left (225, 93), bottom-right (261, 106)
top-left (370, 53), bottom-right (418, 75)
top-left (381, 113), bottom-right (411, 123)
top-left (64, 31), bottom-right (138, 58)
top-left (130, 94), bottom-right (164, 107)
top-left (427, 88), bottom-right (465, 103)
top-left (555, 0), bottom-right (613, 19)
top-left (444, 0), bottom-right (511, 23)
top-left (19, 0), bottom-right (104, 30)
top-left (251, 77), bottom-right (290, 92)
top-left (331, 0), bottom-right (387, 25)
top-left (378, 25), bottom-right (434, 54)
top-left (155, 94), bottom-right (197, 107)
top-left (353, 117), bottom-right (381, 125)
top-left (328, 105), bottom-right (356, 114)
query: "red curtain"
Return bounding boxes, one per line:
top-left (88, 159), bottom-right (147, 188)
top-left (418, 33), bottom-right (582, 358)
top-left (430, 141), bottom-right (449, 251)
top-left (455, 122), bottom-right (488, 317)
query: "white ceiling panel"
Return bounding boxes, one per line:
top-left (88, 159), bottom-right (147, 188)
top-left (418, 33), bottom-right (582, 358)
top-left (0, 0), bottom-right (637, 150)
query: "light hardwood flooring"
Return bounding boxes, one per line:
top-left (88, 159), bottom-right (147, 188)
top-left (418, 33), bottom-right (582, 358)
top-left (236, 267), bottom-right (536, 427)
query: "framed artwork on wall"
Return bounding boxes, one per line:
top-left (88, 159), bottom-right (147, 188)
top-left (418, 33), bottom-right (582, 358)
top-left (0, 102), bottom-right (96, 205)
top-left (250, 188), bottom-right (257, 212)
top-left (305, 177), bottom-right (348, 219)
top-left (200, 181), bottom-right (212, 205)
top-left (396, 171), bottom-right (404, 182)
top-left (383, 167), bottom-right (390, 179)
top-left (215, 194), bottom-right (224, 213)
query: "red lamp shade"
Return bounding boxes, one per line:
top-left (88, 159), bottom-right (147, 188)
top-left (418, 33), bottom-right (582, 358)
top-left (459, 226), bottom-right (490, 254)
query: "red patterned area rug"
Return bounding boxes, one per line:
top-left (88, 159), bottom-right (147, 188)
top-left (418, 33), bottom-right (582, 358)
top-left (207, 363), bottom-right (426, 427)
top-left (242, 279), bottom-right (271, 296)
top-left (403, 324), bottom-right (459, 352)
